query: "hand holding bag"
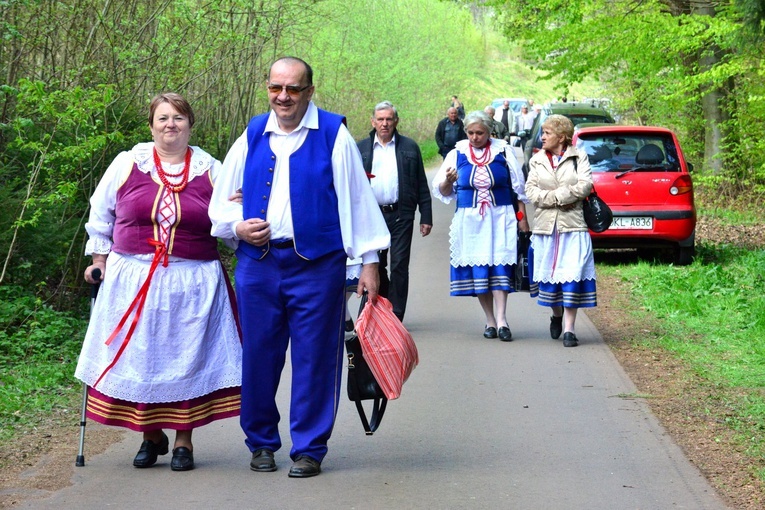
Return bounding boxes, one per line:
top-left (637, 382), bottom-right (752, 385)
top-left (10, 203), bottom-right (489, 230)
top-left (573, 156), bottom-right (613, 233)
top-left (582, 190), bottom-right (613, 233)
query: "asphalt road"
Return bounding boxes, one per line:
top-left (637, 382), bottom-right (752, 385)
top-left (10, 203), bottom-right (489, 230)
top-left (21, 166), bottom-right (730, 509)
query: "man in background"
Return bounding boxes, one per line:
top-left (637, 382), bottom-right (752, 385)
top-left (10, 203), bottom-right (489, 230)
top-left (494, 99), bottom-right (513, 132)
top-left (515, 104), bottom-right (536, 149)
top-left (435, 107), bottom-right (467, 159)
top-left (358, 101), bottom-right (433, 321)
top-left (485, 105), bottom-right (509, 142)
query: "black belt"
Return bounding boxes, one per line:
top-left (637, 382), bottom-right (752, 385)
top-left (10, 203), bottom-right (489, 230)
top-left (380, 203), bottom-right (398, 213)
top-left (272, 239), bottom-right (294, 249)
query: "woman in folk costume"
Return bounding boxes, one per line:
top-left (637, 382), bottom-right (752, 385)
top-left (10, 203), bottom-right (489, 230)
top-left (432, 110), bottom-right (530, 341)
top-left (525, 114), bottom-right (597, 348)
top-left (75, 93), bottom-right (242, 471)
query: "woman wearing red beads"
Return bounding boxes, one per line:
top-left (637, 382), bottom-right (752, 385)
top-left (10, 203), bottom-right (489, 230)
top-left (432, 110), bottom-right (530, 341)
top-left (75, 93), bottom-right (242, 471)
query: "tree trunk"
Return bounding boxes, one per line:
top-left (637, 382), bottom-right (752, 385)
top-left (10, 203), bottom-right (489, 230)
top-left (694, 0), bottom-right (727, 174)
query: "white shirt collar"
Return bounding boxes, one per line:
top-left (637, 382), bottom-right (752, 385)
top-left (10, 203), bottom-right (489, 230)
top-left (264, 101), bottom-right (319, 135)
top-left (373, 132), bottom-right (396, 148)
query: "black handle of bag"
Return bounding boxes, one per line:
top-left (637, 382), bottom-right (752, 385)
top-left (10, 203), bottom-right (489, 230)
top-left (347, 366), bottom-right (387, 435)
top-left (346, 291), bottom-right (388, 435)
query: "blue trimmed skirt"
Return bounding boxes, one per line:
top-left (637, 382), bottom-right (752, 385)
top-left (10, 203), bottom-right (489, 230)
top-left (528, 244), bottom-right (597, 308)
top-left (450, 263), bottom-right (515, 296)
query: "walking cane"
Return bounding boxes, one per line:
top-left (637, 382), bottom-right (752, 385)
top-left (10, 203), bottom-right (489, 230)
top-left (75, 267), bottom-right (101, 467)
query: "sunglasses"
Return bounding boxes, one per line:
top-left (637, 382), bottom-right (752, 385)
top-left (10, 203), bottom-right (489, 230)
top-left (267, 84), bottom-right (311, 96)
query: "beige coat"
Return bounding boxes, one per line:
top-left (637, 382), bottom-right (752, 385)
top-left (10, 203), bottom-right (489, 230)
top-left (525, 146), bottom-right (593, 235)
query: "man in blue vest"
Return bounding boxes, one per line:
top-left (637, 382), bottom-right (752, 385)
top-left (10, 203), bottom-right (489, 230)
top-left (209, 56), bottom-right (390, 478)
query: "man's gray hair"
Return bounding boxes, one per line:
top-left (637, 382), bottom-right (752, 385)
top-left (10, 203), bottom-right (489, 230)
top-left (373, 101), bottom-right (398, 119)
top-left (463, 110), bottom-right (494, 133)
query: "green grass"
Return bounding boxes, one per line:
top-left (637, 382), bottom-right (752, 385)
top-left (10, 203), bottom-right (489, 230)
top-left (598, 242), bottom-right (765, 465)
top-left (0, 287), bottom-right (88, 442)
top-left (420, 139), bottom-right (440, 166)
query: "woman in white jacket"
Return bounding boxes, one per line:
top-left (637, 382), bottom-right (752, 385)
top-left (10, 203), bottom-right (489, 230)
top-left (525, 114), bottom-right (597, 347)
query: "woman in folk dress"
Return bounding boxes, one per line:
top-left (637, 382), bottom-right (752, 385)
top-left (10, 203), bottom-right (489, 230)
top-left (75, 93), bottom-right (242, 471)
top-left (525, 114), bottom-right (597, 347)
top-left (432, 110), bottom-right (530, 341)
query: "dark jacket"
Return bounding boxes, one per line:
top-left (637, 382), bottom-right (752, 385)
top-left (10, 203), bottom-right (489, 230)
top-left (435, 117), bottom-right (467, 157)
top-left (357, 129), bottom-right (433, 225)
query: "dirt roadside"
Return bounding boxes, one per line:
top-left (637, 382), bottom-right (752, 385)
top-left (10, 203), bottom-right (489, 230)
top-left (1, 216), bottom-right (764, 509)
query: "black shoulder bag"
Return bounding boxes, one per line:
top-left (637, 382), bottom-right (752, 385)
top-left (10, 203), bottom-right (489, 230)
top-left (345, 293), bottom-right (387, 435)
top-left (573, 156), bottom-right (613, 233)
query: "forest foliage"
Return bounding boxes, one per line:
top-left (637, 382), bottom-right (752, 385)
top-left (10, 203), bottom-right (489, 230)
top-left (1, 0), bottom-right (763, 309)
top-left (0, 0), bottom-right (506, 305)
top-left (487, 0), bottom-right (765, 183)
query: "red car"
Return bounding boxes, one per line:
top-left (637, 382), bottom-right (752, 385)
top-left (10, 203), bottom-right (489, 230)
top-left (572, 126), bottom-right (696, 265)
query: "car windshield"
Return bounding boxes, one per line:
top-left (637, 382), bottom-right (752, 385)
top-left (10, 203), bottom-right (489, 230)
top-left (575, 133), bottom-right (681, 173)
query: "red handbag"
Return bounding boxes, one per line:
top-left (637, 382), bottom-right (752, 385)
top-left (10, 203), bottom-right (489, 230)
top-left (355, 296), bottom-right (419, 400)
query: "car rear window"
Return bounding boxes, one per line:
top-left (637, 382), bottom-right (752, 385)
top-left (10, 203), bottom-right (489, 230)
top-left (567, 115), bottom-right (614, 126)
top-left (575, 133), bottom-right (681, 173)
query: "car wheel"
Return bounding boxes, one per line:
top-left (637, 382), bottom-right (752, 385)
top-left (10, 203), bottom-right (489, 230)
top-left (674, 243), bottom-right (695, 266)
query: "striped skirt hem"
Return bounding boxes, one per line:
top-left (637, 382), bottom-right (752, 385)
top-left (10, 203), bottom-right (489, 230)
top-left (85, 386), bottom-right (241, 431)
top-left (530, 279), bottom-right (597, 308)
top-left (450, 264), bottom-right (515, 296)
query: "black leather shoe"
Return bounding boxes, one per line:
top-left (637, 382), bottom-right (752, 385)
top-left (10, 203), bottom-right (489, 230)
top-left (171, 447), bottom-right (194, 471)
top-left (288, 455), bottom-right (321, 478)
top-left (550, 315), bottom-right (563, 339)
top-left (250, 448), bottom-right (277, 472)
top-left (563, 332), bottom-right (579, 347)
top-left (498, 326), bottom-right (512, 341)
top-left (133, 432), bottom-right (169, 468)
top-left (483, 326), bottom-right (498, 339)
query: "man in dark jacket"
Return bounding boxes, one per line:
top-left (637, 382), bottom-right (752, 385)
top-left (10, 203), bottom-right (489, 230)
top-left (358, 101), bottom-right (433, 321)
top-left (435, 107), bottom-right (467, 159)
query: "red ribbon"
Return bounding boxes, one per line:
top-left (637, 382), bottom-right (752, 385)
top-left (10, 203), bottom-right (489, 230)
top-left (478, 200), bottom-right (490, 217)
top-left (93, 239), bottom-right (168, 389)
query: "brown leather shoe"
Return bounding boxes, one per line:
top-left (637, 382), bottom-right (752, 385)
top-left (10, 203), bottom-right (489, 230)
top-left (250, 448), bottom-right (277, 472)
top-left (288, 455), bottom-right (321, 478)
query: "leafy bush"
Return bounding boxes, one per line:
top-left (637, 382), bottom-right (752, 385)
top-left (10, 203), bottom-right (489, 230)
top-left (0, 286), bottom-right (88, 439)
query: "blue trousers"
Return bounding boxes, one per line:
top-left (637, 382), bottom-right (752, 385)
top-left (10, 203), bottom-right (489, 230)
top-left (236, 247), bottom-right (346, 462)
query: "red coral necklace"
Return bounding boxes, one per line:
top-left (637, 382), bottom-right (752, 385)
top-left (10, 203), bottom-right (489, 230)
top-left (153, 147), bottom-right (191, 193)
top-left (469, 141), bottom-right (491, 167)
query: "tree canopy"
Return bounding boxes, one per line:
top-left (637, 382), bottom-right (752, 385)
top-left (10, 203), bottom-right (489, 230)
top-left (487, 0), bottom-right (765, 182)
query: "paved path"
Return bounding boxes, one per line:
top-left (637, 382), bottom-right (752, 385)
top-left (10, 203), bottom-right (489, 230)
top-left (21, 167), bottom-right (730, 509)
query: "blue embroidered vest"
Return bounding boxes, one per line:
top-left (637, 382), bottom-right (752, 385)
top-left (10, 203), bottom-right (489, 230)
top-left (240, 109), bottom-right (345, 260)
top-left (454, 150), bottom-right (514, 209)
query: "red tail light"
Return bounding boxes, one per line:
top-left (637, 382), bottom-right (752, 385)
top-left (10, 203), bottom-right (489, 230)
top-left (670, 175), bottom-right (693, 195)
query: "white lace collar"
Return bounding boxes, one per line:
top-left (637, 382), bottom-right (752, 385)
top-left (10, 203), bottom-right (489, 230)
top-left (131, 142), bottom-right (213, 178)
top-left (454, 138), bottom-right (508, 155)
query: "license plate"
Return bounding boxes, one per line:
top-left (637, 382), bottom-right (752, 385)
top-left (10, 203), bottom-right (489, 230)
top-left (610, 216), bottom-right (653, 229)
